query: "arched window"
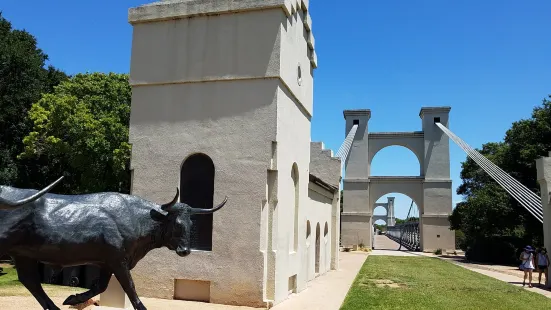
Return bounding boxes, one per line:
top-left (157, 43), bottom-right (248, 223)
top-left (291, 163), bottom-right (299, 252)
top-left (324, 222), bottom-right (328, 237)
top-left (180, 153), bottom-right (215, 251)
top-left (315, 222), bottom-right (321, 274)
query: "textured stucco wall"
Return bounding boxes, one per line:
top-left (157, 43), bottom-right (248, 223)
top-left (536, 152), bottom-right (551, 260)
top-left (272, 85), bottom-right (311, 304)
top-left (306, 184), bottom-right (334, 280)
top-left (129, 79), bottom-right (277, 307)
top-left (127, 0), bottom-right (331, 307)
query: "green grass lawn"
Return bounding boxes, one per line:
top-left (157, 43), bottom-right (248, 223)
top-left (341, 256), bottom-right (551, 310)
top-left (0, 265), bottom-right (85, 297)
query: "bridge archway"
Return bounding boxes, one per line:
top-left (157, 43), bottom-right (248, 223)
top-left (368, 143), bottom-right (423, 176)
top-left (340, 107), bottom-right (455, 252)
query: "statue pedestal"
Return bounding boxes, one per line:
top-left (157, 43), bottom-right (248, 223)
top-left (96, 276), bottom-right (133, 309)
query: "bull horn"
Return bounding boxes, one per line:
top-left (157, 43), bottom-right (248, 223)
top-left (161, 188), bottom-right (180, 211)
top-left (0, 176), bottom-right (64, 210)
top-left (191, 196), bottom-right (228, 215)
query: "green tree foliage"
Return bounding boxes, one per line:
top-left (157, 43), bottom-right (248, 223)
top-left (395, 217), bottom-right (419, 224)
top-left (450, 95), bottom-right (551, 264)
top-left (19, 73), bottom-right (132, 194)
top-left (0, 12), bottom-right (68, 185)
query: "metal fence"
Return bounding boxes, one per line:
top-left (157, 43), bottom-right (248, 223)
top-left (386, 221), bottom-right (420, 251)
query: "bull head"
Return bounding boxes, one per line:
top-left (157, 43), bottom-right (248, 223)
top-left (155, 188), bottom-right (228, 257)
top-left (0, 176), bottom-right (64, 210)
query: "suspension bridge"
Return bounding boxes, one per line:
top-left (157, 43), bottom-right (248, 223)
top-left (336, 107), bottom-right (545, 252)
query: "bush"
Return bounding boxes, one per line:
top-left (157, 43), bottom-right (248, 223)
top-left (465, 236), bottom-right (525, 265)
top-left (455, 230), bottom-right (467, 250)
top-left (434, 248), bottom-right (443, 255)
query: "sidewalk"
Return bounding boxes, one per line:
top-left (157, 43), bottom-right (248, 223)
top-left (370, 235), bottom-right (420, 257)
top-left (272, 251), bottom-right (368, 310)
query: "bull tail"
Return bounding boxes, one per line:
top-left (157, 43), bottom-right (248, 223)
top-left (0, 176), bottom-right (64, 210)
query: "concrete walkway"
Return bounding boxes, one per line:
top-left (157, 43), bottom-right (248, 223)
top-left (370, 235), bottom-right (419, 257)
top-left (272, 251), bottom-right (368, 310)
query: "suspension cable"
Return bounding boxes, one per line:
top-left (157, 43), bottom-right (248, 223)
top-left (436, 123), bottom-right (543, 223)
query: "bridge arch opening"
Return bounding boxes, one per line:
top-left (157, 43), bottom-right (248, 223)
top-left (369, 146), bottom-right (421, 177)
top-left (373, 206), bottom-right (388, 216)
top-left (375, 193), bottom-right (419, 223)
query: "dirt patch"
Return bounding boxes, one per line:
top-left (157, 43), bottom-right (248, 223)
top-left (361, 279), bottom-right (406, 289)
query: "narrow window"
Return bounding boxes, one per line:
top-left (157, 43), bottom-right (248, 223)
top-left (180, 153), bottom-right (215, 251)
top-left (291, 164), bottom-right (299, 252)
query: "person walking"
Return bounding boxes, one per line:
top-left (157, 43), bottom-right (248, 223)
top-left (520, 246), bottom-right (536, 287)
top-left (536, 247), bottom-right (550, 286)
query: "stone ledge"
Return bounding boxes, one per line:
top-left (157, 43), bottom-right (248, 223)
top-left (130, 0), bottom-right (295, 24)
top-left (423, 179), bottom-right (452, 183)
top-left (422, 214), bottom-right (452, 218)
top-left (369, 131), bottom-right (424, 139)
top-left (342, 178), bottom-right (370, 183)
top-left (343, 109), bottom-right (371, 119)
top-left (419, 106), bottom-right (451, 118)
top-left (369, 176), bottom-right (424, 183)
top-left (342, 212), bottom-right (372, 217)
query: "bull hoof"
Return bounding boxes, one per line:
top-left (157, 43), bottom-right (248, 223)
top-left (62, 294), bottom-right (82, 306)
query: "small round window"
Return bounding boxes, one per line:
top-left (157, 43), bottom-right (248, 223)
top-left (297, 63), bottom-right (302, 86)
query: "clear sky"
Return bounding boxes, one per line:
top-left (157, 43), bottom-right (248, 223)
top-left (1, 0), bottom-right (550, 220)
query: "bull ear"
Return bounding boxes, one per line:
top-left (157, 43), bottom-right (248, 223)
top-left (150, 209), bottom-right (168, 222)
top-left (161, 188), bottom-right (179, 212)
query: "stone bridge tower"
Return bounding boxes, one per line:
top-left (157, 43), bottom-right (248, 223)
top-left (340, 108), bottom-right (455, 252)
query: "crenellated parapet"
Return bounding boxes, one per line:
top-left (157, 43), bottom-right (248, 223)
top-left (310, 142), bottom-right (341, 190)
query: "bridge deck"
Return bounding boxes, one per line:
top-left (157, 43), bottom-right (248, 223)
top-left (371, 235), bottom-right (419, 257)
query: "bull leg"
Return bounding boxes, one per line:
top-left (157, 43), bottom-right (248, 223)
top-left (110, 261), bottom-right (146, 310)
top-left (13, 257), bottom-right (59, 310)
top-left (63, 267), bottom-right (111, 305)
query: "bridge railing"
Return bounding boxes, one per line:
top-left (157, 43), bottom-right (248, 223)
top-left (386, 222), bottom-right (420, 251)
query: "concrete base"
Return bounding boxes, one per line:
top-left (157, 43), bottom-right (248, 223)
top-left (420, 216), bottom-right (455, 252)
top-left (340, 214), bottom-right (372, 248)
top-left (98, 276), bottom-right (132, 309)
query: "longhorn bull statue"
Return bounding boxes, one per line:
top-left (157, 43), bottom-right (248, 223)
top-left (0, 176), bottom-right (227, 310)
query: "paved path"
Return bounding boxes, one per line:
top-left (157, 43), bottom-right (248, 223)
top-left (272, 251), bottom-right (368, 310)
top-left (370, 235), bottom-right (419, 257)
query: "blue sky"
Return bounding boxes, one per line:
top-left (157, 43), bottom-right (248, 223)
top-left (2, 0), bottom-right (550, 220)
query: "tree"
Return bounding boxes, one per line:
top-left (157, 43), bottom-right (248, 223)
top-left (450, 95), bottom-right (551, 263)
top-left (0, 12), bottom-right (68, 185)
top-left (19, 73), bottom-right (132, 194)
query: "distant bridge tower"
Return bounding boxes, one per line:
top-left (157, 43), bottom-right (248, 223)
top-left (372, 197), bottom-right (395, 227)
top-left (340, 107), bottom-right (455, 252)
